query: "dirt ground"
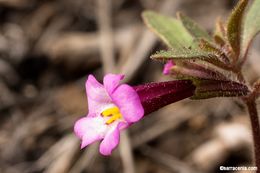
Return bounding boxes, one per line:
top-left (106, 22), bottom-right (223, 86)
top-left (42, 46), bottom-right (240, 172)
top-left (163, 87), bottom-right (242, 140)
top-left (0, 0), bottom-right (259, 173)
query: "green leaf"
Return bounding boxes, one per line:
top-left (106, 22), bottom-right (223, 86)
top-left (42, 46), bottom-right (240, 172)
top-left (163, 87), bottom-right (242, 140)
top-left (241, 0), bottom-right (260, 57)
top-left (177, 12), bottom-right (212, 42)
top-left (152, 49), bottom-right (213, 60)
top-left (227, 0), bottom-right (248, 55)
top-left (199, 39), bottom-right (230, 64)
top-left (151, 49), bottom-right (230, 70)
top-left (142, 11), bottom-right (194, 49)
top-left (199, 39), bottom-right (222, 54)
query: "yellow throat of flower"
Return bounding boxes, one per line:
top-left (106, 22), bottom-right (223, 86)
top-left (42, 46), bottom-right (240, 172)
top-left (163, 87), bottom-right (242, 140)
top-left (101, 106), bottom-right (122, 125)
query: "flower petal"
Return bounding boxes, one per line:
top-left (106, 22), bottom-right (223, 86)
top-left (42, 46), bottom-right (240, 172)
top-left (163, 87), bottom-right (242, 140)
top-left (163, 60), bottom-right (175, 75)
top-left (103, 74), bottom-right (124, 95)
top-left (86, 75), bottom-right (112, 114)
top-left (111, 84), bottom-right (144, 123)
top-left (74, 116), bottom-right (107, 148)
top-left (99, 123), bottom-right (121, 155)
top-left (81, 132), bottom-right (103, 149)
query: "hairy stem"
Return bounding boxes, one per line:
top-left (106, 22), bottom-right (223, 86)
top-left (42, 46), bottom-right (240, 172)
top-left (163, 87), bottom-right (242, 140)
top-left (245, 98), bottom-right (260, 171)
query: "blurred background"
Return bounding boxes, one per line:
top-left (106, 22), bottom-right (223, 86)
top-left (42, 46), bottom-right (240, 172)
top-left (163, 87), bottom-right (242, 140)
top-left (0, 0), bottom-right (260, 172)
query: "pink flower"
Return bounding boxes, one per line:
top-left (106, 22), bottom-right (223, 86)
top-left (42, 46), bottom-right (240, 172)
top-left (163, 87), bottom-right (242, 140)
top-left (74, 74), bottom-right (144, 155)
top-left (163, 60), bottom-right (175, 75)
top-left (74, 73), bottom-right (196, 155)
top-left (134, 79), bottom-right (195, 114)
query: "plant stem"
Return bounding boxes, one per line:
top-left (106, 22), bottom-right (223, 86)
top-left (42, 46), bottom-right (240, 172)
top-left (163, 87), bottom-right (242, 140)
top-left (245, 99), bottom-right (260, 172)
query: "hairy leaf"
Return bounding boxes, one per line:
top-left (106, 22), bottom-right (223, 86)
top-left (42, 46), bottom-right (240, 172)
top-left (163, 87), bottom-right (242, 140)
top-left (178, 12), bottom-right (212, 41)
top-left (227, 0), bottom-right (248, 56)
top-left (142, 11), bottom-right (194, 49)
top-left (241, 0), bottom-right (260, 57)
top-left (151, 49), bottom-right (230, 70)
top-left (199, 39), bottom-right (230, 64)
top-left (152, 49), bottom-right (214, 60)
